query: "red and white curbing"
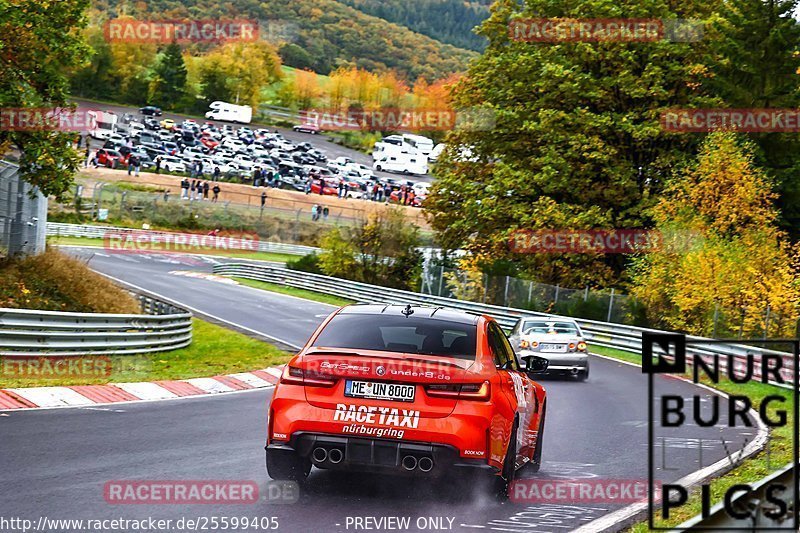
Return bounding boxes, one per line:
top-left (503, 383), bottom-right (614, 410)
top-left (0, 366), bottom-right (285, 411)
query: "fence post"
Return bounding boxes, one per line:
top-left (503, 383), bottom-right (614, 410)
top-left (438, 265), bottom-right (444, 296)
top-left (584, 286), bottom-right (589, 302)
top-left (764, 305), bottom-right (771, 340)
top-left (528, 281), bottom-right (533, 307)
top-left (504, 276), bottom-right (510, 307)
top-left (482, 273), bottom-right (488, 303)
top-left (607, 289), bottom-right (615, 322)
top-left (554, 284), bottom-right (560, 305)
top-left (712, 303), bottom-right (719, 338)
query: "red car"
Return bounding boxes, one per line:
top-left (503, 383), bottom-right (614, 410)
top-left (95, 148), bottom-right (123, 168)
top-left (200, 134), bottom-right (219, 150)
top-left (309, 178), bottom-right (339, 196)
top-left (265, 304), bottom-right (548, 495)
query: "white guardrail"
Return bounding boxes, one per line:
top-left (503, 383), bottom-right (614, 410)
top-left (46, 222), bottom-right (320, 256)
top-left (212, 262), bottom-right (796, 388)
top-left (0, 293), bottom-right (192, 356)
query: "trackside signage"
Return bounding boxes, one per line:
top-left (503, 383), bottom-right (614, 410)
top-left (643, 333), bottom-right (799, 530)
top-left (103, 19), bottom-right (259, 43)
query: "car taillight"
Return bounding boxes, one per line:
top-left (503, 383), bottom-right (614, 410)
top-left (425, 381), bottom-right (490, 401)
top-left (577, 342), bottom-right (587, 352)
top-left (532, 341), bottom-right (539, 348)
top-left (520, 340), bottom-right (529, 349)
top-left (280, 365), bottom-right (336, 387)
top-left (569, 343), bottom-right (576, 350)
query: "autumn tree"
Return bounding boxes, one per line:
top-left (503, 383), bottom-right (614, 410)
top-left (149, 42), bottom-right (187, 109)
top-left (0, 0), bottom-right (91, 197)
top-left (629, 133), bottom-right (799, 337)
top-left (199, 41), bottom-right (282, 109)
top-left (426, 0), bottom-right (720, 285)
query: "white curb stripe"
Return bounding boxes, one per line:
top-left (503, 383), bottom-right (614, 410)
top-left (113, 382), bottom-right (178, 400)
top-left (264, 367), bottom-right (283, 379)
top-left (7, 387), bottom-right (95, 408)
top-left (184, 377), bottom-right (234, 394)
top-left (227, 372), bottom-right (272, 388)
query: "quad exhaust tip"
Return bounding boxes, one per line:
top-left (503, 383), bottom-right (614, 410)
top-left (401, 455), bottom-right (418, 471)
top-left (418, 456), bottom-right (434, 472)
top-left (328, 448), bottom-right (344, 464)
top-left (312, 447), bottom-right (328, 463)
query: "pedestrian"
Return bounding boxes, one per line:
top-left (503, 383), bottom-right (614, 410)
top-left (190, 179), bottom-right (197, 201)
top-left (272, 170), bottom-right (280, 187)
top-left (408, 190), bottom-right (416, 206)
top-left (261, 191), bottom-right (267, 208)
top-left (212, 183), bottom-right (220, 203)
top-left (181, 178), bottom-right (189, 200)
top-left (338, 180), bottom-right (345, 198)
top-left (163, 189), bottom-right (170, 202)
top-left (318, 178), bottom-right (325, 196)
top-left (196, 161), bottom-right (204, 179)
top-left (305, 178), bottom-right (312, 194)
top-left (203, 181), bottom-right (209, 201)
top-left (84, 146), bottom-right (91, 168)
top-left (214, 166), bottom-right (221, 181)
top-left (383, 184), bottom-right (391, 202)
top-left (253, 167), bottom-right (261, 188)
top-left (311, 204), bottom-right (318, 221)
top-left (127, 155), bottom-right (134, 176)
top-left (132, 154), bottom-right (141, 177)
top-left (401, 186), bottom-right (408, 205)
top-left (322, 206), bottom-right (329, 221)
top-left (155, 155), bottom-right (162, 174)
top-left (371, 183), bottom-right (379, 201)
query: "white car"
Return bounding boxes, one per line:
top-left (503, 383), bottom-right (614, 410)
top-left (221, 138), bottom-right (246, 150)
top-left (160, 156), bottom-right (186, 173)
top-left (507, 318), bottom-right (589, 381)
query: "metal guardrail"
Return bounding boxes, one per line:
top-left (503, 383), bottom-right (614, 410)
top-left (0, 294), bottom-right (192, 356)
top-left (674, 463), bottom-right (797, 530)
top-left (46, 222), bottom-right (320, 256)
top-left (212, 263), bottom-right (796, 387)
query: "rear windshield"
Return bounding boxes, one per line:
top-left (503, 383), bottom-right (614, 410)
top-left (313, 314), bottom-right (477, 360)
top-left (522, 321), bottom-right (580, 335)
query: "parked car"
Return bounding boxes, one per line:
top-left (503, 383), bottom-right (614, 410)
top-left (139, 105), bottom-right (162, 116)
top-left (95, 148), bottom-right (123, 168)
top-left (160, 118), bottom-right (176, 130)
top-left (293, 122), bottom-right (321, 134)
top-left (159, 156), bottom-right (187, 173)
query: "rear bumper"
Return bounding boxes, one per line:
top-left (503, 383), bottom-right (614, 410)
top-left (520, 351), bottom-right (588, 372)
top-left (266, 433), bottom-right (495, 476)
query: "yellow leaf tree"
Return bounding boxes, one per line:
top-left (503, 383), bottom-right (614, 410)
top-left (630, 132), bottom-right (799, 338)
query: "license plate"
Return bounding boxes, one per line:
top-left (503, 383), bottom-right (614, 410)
top-left (345, 380), bottom-right (415, 402)
top-left (540, 343), bottom-right (567, 352)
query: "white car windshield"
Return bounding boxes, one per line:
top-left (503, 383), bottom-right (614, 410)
top-left (522, 321), bottom-right (580, 335)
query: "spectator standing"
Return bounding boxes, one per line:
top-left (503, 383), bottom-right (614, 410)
top-left (155, 155), bottom-right (162, 174)
top-left (408, 190), bottom-right (416, 206)
top-left (202, 181), bottom-right (209, 201)
top-left (372, 183), bottom-right (379, 201)
top-left (318, 178), bottom-right (325, 196)
top-left (214, 166), bottom-right (221, 180)
top-left (132, 154), bottom-right (141, 177)
top-left (383, 184), bottom-right (391, 202)
top-left (311, 204), bottom-right (319, 221)
top-left (84, 146), bottom-right (91, 168)
top-left (181, 178), bottom-right (189, 200)
top-left (190, 179), bottom-right (197, 201)
top-left (401, 186), bottom-right (408, 206)
top-left (338, 180), bottom-right (345, 198)
top-left (253, 167), bottom-right (262, 188)
top-left (261, 191), bottom-right (267, 208)
top-left (127, 155), bottom-right (135, 176)
top-left (212, 183), bottom-right (220, 202)
top-left (322, 206), bottom-right (329, 221)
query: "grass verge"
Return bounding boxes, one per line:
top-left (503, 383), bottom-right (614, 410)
top-left (232, 277), bottom-right (355, 307)
top-left (50, 236), bottom-right (298, 262)
top-left (589, 345), bottom-right (794, 531)
top-left (0, 318), bottom-right (291, 388)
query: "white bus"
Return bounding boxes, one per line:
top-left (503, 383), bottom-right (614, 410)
top-left (373, 150), bottom-right (428, 175)
top-left (372, 134), bottom-right (435, 160)
top-left (205, 102), bottom-right (253, 124)
top-left (87, 110), bottom-right (118, 140)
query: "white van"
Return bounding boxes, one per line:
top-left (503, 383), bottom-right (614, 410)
top-left (87, 110), bottom-right (118, 140)
top-left (205, 102), bottom-right (253, 124)
top-left (373, 151), bottom-right (428, 175)
top-left (402, 134), bottom-right (434, 156)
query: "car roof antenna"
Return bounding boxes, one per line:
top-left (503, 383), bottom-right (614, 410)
top-left (401, 304), bottom-right (414, 317)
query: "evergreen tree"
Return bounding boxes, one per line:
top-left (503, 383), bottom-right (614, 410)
top-left (150, 42), bottom-right (187, 109)
top-left (710, 0), bottom-right (800, 237)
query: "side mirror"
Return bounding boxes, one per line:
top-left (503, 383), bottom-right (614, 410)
top-left (524, 356), bottom-right (549, 375)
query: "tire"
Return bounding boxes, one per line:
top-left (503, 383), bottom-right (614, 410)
top-left (266, 450), bottom-right (311, 483)
top-left (529, 404), bottom-right (546, 473)
top-left (577, 362), bottom-right (590, 381)
top-left (495, 418), bottom-right (519, 498)
top-left (375, 165), bottom-right (382, 171)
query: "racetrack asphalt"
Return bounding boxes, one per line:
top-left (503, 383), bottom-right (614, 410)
top-left (0, 248), bottom-right (759, 532)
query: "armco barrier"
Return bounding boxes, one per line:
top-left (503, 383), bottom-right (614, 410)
top-left (0, 294), bottom-right (192, 356)
top-left (213, 262), bottom-right (796, 388)
top-left (46, 222), bottom-right (319, 256)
